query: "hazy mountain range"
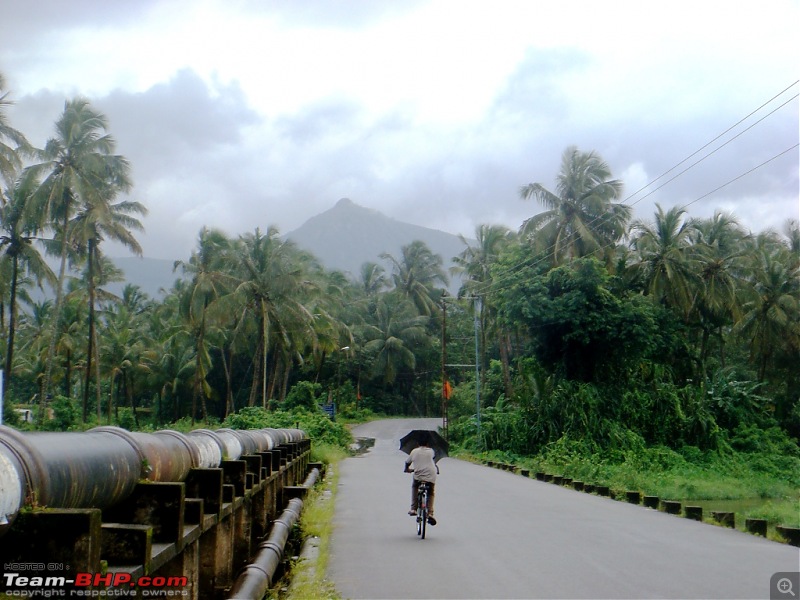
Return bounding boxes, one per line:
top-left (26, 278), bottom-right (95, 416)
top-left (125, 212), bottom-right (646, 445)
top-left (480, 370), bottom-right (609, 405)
top-left (108, 198), bottom-right (470, 298)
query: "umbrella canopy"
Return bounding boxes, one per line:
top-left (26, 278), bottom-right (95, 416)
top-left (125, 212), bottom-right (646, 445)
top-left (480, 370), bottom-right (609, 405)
top-left (399, 430), bottom-right (449, 463)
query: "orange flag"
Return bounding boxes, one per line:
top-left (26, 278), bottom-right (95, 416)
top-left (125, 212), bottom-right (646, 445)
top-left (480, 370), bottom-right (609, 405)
top-left (443, 380), bottom-right (453, 400)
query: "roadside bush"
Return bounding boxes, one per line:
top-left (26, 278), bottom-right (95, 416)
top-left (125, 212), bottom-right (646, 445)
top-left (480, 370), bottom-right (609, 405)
top-left (40, 395), bottom-right (79, 431)
top-left (223, 406), bottom-right (351, 450)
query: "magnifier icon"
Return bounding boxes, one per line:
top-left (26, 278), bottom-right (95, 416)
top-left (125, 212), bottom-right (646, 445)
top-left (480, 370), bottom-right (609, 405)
top-left (777, 578), bottom-right (796, 597)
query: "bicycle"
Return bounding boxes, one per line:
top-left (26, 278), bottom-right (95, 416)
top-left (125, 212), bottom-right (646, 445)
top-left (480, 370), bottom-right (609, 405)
top-left (416, 482), bottom-right (430, 539)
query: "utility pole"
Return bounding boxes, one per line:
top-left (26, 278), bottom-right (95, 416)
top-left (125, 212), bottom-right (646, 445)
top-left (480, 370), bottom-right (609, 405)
top-left (474, 296), bottom-right (481, 449)
top-left (441, 297), bottom-right (448, 440)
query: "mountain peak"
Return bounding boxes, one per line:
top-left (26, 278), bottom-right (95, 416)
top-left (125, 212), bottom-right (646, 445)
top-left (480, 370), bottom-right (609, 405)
top-left (286, 199), bottom-right (467, 292)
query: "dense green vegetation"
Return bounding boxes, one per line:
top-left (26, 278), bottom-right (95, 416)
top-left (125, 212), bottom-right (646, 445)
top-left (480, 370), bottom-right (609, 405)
top-left (1, 78), bottom-right (798, 528)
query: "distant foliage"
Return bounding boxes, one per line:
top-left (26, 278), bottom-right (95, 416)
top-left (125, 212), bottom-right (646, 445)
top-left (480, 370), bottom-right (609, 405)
top-left (223, 406), bottom-right (351, 449)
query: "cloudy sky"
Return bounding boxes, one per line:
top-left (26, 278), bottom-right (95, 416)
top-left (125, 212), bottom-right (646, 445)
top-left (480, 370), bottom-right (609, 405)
top-left (1, 0), bottom-right (798, 260)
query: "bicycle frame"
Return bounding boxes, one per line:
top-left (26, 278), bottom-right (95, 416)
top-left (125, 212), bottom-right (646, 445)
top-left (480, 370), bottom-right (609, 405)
top-left (416, 482), bottom-right (429, 539)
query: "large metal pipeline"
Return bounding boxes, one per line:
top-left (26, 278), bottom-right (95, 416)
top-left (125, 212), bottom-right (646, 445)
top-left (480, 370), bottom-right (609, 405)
top-left (0, 425), bottom-right (308, 538)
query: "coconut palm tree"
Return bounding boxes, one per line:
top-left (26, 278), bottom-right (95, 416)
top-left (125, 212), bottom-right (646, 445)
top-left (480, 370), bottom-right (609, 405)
top-left (380, 240), bottom-right (448, 316)
top-left (452, 224), bottom-right (515, 395)
top-left (229, 227), bottom-right (321, 408)
top-left (71, 195), bottom-right (147, 421)
top-left (519, 146), bottom-right (630, 265)
top-left (25, 98), bottom-right (132, 399)
top-left (629, 204), bottom-right (702, 319)
top-left (174, 227), bottom-right (235, 421)
top-left (0, 177), bottom-right (55, 392)
top-left (362, 292), bottom-right (431, 388)
top-left (0, 74), bottom-right (31, 187)
top-left (689, 211), bottom-right (749, 370)
top-left (736, 244), bottom-right (800, 381)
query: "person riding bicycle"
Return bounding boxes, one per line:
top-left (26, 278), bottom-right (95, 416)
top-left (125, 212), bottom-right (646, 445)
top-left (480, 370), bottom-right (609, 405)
top-left (403, 438), bottom-right (438, 525)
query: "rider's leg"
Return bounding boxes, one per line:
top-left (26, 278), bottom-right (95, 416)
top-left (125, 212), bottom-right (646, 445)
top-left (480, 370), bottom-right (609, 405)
top-left (428, 482), bottom-right (435, 516)
top-left (410, 478), bottom-right (420, 513)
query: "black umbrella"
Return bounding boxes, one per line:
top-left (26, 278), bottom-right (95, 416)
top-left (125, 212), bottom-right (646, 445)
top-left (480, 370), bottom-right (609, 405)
top-left (399, 429), bottom-right (449, 463)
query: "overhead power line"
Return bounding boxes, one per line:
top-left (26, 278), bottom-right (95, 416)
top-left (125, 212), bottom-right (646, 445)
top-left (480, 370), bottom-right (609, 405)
top-left (469, 81), bottom-right (799, 299)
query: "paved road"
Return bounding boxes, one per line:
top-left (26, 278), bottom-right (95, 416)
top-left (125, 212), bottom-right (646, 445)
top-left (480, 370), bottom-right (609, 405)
top-left (327, 419), bottom-right (799, 599)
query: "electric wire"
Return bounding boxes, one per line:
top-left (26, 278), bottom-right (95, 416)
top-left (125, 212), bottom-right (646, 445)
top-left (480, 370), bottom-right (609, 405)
top-left (467, 82), bottom-right (799, 299)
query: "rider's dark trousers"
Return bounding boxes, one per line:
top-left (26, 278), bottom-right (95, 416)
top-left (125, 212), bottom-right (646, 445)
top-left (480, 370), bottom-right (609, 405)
top-left (411, 479), bottom-right (435, 515)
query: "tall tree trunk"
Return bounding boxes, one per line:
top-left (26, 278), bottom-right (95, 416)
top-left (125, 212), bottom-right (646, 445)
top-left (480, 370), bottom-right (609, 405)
top-left (64, 350), bottom-right (71, 398)
top-left (126, 371), bottom-right (139, 428)
top-left (107, 371), bottom-right (116, 425)
top-left (261, 300), bottom-right (268, 409)
top-left (94, 326), bottom-right (103, 422)
top-left (498, 330), bottom-right (513, 399)
top-left (248, 341), bottom-right (262, 407)
top-left (4, 255), bottom-right (20, 395)
top-left (221, 345), bottom-right (234, 418)
top-left (280, 357), bottom-right (290, 402)
top-left (265, 352), bottom-right (279, 409)
top-left (42, 207), bottom-right (71, 411)
top-left (83, 242), bottom-right (95, 422)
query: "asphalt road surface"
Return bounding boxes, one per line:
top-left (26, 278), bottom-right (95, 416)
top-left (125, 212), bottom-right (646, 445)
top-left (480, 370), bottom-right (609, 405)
top-left (327, 419), bottom-right (799, 599)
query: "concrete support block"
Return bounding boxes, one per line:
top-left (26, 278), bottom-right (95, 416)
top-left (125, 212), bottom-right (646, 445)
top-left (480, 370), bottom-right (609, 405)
top-left (662, 500), bottom-right (682, 514)
top-left (0, 508), bottom-right (102, 574)
top-left (222, 460), bottom-right (248, 497)
top-left (185, 468), bottom-right (224, 516)
top-left (684, 506), bottom-right (703, 521)
top-left (712, 511), bottom-right (735, 528)
top-left (745, 518), bottom-right (768, 537)
top-left (572, 481), bottom-right (584, 491)
top-left (596, 486), bottom-right (610, 497)
top-left (625, 491), bottom-right (641, 505)
top-left (101, 523), bottom-right (153, 567)
top-left (102, 482), bottom-right (185, 544)
top-left (776, 526), bottom-right (800, 547)
top-left (643, 496), bottom-right (659, 509)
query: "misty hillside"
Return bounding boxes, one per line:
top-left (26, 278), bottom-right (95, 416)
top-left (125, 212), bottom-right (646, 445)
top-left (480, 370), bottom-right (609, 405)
top-left (285, 198), bottom-right (468, 291)
top-left (109, 198), bottom-right (470, 298)
top-left (108, 257), bottom-right (181, 298)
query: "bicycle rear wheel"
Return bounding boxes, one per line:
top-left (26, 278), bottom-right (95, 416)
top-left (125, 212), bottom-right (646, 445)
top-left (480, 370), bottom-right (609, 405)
top-left (420, 489), bottom-right (428, 539)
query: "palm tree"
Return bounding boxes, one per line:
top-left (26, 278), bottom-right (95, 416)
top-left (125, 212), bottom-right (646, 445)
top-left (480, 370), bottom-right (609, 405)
top-left (689, 211), bottom-right (749, 370)
top-left (71, 195), bottom-right (147, 421)
top-left (174, 228), bottom-right (235, 421)
top-left (0, 73), bottom-right (31, 187)
top-left (452, 224), bottom-right (515, 395)
top-left (101, 298), bottom-right (156, 426)
top-left (24, 98), bottom-right (132, 400)
top-left (519, 146), bottom-right (630, 265)
top-left (380, 240), bottom-right (448, 316)
top-left (362, 292), bottom-right (431, 388)
top-left (629, 204), bottom-right (702, 319)
top-left (0, 177), bottom-right (55, 392)
top-left (358, 261), bottom-right (389, 297)
top-left (229, 227), bottom-right (320, 408)
top-left (735, 244), bottom-right (800, 381)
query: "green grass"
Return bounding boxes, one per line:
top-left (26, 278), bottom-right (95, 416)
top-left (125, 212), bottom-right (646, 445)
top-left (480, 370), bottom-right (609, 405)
top-left (284, 455), bottom-right (345, 600)
top-left (457, 446), bottom-right (800, 530)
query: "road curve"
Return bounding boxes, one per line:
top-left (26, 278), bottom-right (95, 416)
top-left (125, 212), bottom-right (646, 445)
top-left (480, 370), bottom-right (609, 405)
top-left (327, 419), bottom-right (799, 599)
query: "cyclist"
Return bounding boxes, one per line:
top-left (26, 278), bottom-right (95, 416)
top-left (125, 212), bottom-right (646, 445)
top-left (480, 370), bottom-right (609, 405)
top-left (403, 438), bottom-right (438, 525)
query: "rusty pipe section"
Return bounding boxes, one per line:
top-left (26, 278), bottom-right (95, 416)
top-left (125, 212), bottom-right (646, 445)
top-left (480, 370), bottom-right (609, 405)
top-left (228, 466), bottom-right (320, 600)
top-left (0, 425), bottom-right (308, 538)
